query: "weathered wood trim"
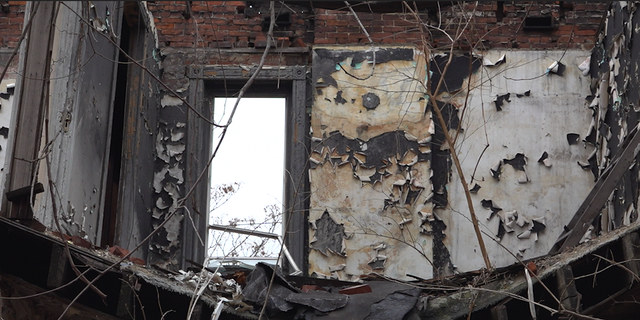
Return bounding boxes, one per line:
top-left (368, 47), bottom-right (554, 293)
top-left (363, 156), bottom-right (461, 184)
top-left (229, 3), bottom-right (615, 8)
top-left (188, 65), bottom-right (306, 80)
top-left (490, 304), bottom-right (508, 320)
top-left (3, 2), bottom-right (57, 219)
top-left (116, 274), bottom-right (137, 318)
top-left (46, 244), bottom-right (69, 289)
top-left (186, 65), bottom-right (309, 274)
top-left (115, 11), bottom-right (156, 260)
top-left (621, 232), bottom-right (640, 281)
top-left (555, 265), bottom-right (581, 313)
top-left (284, 75), bottom-right (310, 274)
top-left (182, 77), bottom-right (210, 269)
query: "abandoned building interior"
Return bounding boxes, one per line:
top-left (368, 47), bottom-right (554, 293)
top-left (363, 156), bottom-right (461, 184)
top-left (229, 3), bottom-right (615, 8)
top-left (3, 1), bottom-right (640, 319)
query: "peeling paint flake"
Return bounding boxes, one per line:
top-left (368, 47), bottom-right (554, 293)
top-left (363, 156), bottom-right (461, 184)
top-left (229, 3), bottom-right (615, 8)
top-left (161, 94), bottom-right (183, 107)
top-left (310, 211), bottom-right (346, 256)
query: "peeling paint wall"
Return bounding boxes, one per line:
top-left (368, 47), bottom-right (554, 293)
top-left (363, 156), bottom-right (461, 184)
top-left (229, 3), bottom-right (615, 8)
top-left (310, 46), bottom-right (434, 281)
top-left (0, 80), bottom-right (14, 194)
top-left (586, 2), bottom-right (640, 239)
top-left (446, 50), bottom-right (595, 273)
top-left (150, 92), bottom-right (187, 265)
top-left (29, 2), bottom-right (123, 244)
top-left (310, 46), bottom-right (595, 280)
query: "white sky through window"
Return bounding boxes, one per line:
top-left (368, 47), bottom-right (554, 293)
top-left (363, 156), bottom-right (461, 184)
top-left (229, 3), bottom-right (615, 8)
top-left (208, 97), bottom-right (285, 259)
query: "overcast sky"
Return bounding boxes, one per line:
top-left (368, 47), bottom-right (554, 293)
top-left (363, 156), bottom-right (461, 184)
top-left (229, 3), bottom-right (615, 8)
top-left (208, 98), bottom-right (285, 258)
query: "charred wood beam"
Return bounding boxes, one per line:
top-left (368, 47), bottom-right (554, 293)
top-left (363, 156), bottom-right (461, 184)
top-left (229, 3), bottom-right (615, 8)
top-left (621, 232), bottom-right (640, 282)
top-left (5, 182), bottom-right (44, 220)
top-left (46, 244), bottom-right (69, 289)
top-left (551, 125), bottom-right (640, 253)
top-left (4, 1), bottom-right (56, 219)
top-left (555, 265), bottom-right (581, 315)
top-left (490, 303), bottom-right (508, 320)
top-left (116, 274), bottom-right (137, 318)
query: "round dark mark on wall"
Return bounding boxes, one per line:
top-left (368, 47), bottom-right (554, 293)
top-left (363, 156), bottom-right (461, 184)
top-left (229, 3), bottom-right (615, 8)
top-left (362, 92), bottom-right (380, 110)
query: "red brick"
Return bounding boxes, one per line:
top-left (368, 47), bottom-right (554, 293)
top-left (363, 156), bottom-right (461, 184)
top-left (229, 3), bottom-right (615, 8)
top-left (574, 29), bottom-right (596, 36)
top-left (315, 38), bottom-right (337, 44)
top-left (171, 41), bottom-right (195, 47)
top-left (130, 257), bottom-right (146, 266)
top-left (71, 235), bottom-right (92, 249)
top-left (326, 19), bottom-right (348, 26)
top-left (339, 284), bottom-right (372, 295)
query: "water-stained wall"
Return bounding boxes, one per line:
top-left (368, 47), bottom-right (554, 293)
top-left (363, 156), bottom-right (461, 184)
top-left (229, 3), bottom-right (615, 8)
top-left (309, 46), bottom-right (595, 280)
top-left (309, 46), bottom-right (434, 280)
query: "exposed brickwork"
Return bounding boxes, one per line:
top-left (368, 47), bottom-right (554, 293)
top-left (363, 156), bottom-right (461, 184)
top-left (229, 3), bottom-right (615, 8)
top-left (142, 1), bottom-right (607, 93)
top-left (0, 1), bottom-right (609, 86)
top-left (0, 1), bottom-right (26, 79)
top-left (147, 1), bottom-right (606, 51)
top-left (313, 2), bottom-right (606, 50)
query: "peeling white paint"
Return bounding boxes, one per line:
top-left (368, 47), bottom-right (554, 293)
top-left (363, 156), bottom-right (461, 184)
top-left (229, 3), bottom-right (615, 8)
top-left (166, 143), bottom-right (185, 157)
top-left (161, 94), bottom-right (183, 107)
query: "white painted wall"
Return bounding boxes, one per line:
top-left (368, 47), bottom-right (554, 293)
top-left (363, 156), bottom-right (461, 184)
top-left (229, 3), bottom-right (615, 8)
top-left (0, 79), bottom-right (15, 196)
top-left (446, 50), bottom-right (595, 272)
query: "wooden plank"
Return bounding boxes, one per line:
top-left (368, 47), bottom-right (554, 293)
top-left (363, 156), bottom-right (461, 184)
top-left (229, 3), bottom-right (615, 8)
top-left (551, 125), bottom-right (640, 253)
top-left (490, 304), bottom-right (508, 320)
top-left (284, 75), bottom-right (309, 274)
top-left (64, 1), bottom-right (123, 245)
top-left (116, 15), bottom-right (155, 259)
top-left (183, 77), bottom-right (210, 269)
top-left (5, 2), bottom-right (57, 219)
top-left (116, 274), bottom-right (136, 318)
top-left (621, 232), bottom-right (640, 281)
top-left (186, 66), bottom-right (309, 273)
top-left (189, 65), bottom-right (306, 80)
top-left (555, 265), bottom-right (581, 313)
top-left (46, 245), bottom-right (69, 289)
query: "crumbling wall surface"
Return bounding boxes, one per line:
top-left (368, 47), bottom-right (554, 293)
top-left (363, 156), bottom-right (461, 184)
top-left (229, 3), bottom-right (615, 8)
top-left (585, 2), bottom-right (640, 240)
top-left (309, 47), bottom-right (595, 280)
top-left (309, 46), bottom-right (434, 281)
top-left (446, 50), bottom-right (595, 273)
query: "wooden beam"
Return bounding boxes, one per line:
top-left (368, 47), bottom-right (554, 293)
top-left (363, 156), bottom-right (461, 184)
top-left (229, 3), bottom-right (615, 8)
top-left (4, 2), bottom-right (57, 219)
top-left (116, 274), bottom-right (137, 319)
top-left (46, 244), bottom-right (69, 289)
top-left (621, 232), bottom-right (640, 282)
top-left (551, 125), bottom-right (640, 253)
top-left (490, 304), bottom-right (508, 320)
top-left (555, 265), bottom-right (581, 314)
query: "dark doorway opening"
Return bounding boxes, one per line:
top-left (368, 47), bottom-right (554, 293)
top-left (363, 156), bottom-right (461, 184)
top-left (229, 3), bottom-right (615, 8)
top-left (101, 11), bottom-right (131, 247)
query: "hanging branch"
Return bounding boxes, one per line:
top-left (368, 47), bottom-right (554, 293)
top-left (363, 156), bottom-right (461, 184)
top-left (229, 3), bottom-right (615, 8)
top-left (402, 1), bottom-right (492, 270)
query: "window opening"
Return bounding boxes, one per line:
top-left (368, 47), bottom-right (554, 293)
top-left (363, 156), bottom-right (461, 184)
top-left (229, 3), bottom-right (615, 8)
top-left (208, 97), bottom-right (286, 266)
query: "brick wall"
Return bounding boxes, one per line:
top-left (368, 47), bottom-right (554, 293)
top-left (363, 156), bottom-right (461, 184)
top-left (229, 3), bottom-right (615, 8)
top-left (143, 1), bottom-right (607, 91)
top-left (0, 1), bottom-right (609, 85)
top-left (0, 1), bottom-right (26, 79)
top-left (147, 1), bottom-right (607, 50)
top-left (314, 2), bottom-right (606, 49)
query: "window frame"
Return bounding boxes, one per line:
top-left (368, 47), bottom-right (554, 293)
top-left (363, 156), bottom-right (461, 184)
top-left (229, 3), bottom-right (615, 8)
top-left (186, 65), bottom-right (309, 273)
